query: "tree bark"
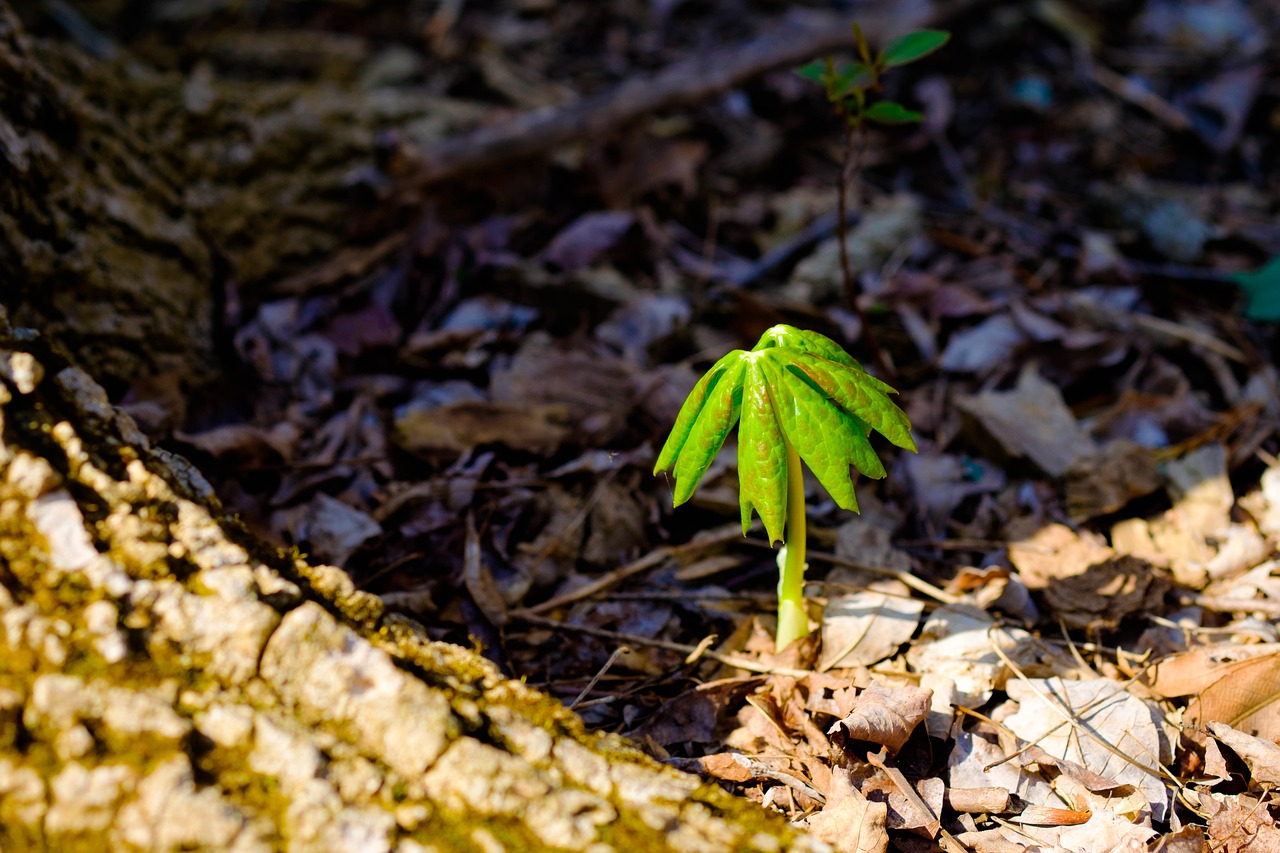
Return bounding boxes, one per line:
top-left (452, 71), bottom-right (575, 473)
top-left (0, 311), bottom-right (827, 851)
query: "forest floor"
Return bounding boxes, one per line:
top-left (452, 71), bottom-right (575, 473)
top-left (25, 0), bottom-right (1280, 850)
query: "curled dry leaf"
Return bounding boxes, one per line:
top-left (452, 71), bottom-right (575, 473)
top-left (828, 682), bottom-right (932, 755)
top-left (1143, 644), bottom-right (1280, 699)
top-left (944, 786), bottom-right (1010, 815)
top-left (1011, 804), bottom-right (1092, 827)
top-left (1205, 722), bottom-right (1280, 788)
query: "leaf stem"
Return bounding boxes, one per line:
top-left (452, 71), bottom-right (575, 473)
top-left (775, 440), bottom-right (809, 651)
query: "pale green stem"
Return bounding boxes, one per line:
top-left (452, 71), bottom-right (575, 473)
top-left (775, 440), bottom-right (809, 651)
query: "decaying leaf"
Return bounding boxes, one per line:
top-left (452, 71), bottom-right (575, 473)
top-left (1207, 796), bottom-right (1280, 853)
top-left (1064, 440), bottom-right (1163, 521)
top-left (394, 400), bottom-right (570, 456)
top-left (828, 682), bottom-right (932, 754)
top-left (1008, 524), bottom-right (1168, 629)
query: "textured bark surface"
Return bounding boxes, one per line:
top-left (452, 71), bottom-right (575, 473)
top-left (0, 1), bottom-right (483, 383)
top-left (0, 311), bottom-right (828, 852)
top-left (0, 4), bottom-right (214, 382)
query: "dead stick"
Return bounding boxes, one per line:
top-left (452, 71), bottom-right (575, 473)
top-left (406, 3), bottom-right (977, 188)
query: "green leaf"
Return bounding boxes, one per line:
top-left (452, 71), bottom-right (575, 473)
top-left (795, 60), bottom-right (827, 85)
top-left (831, 62), bottom-right (874, 98)
top-left (737, 359), bottom-right (788, 543)
top-left (852, 22), bottom-right (873, 66)
top-left (1231, 257), bottom-right (1280, 322)
top-left (654, 324), bottom-right (917, 542)
top-left (753, 324), bottom-right (861, 369)
top-left (880, 30), bottom-right (950, 67)
top-left (862, 101), bottom-right (923, 124)
top-left (654, 352), bottom-right (745, 504)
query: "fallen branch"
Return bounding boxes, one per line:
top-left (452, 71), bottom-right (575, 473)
top-left (406, 2), bottom-right (979, 188)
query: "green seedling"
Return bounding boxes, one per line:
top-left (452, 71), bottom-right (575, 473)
top-left (797, 26), bottom-right (949, 378)
top-left (654, 325), bottom-right (916, 651)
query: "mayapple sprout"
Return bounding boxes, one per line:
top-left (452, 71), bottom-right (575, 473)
top-left (654, 324), bottom-right (916, 651)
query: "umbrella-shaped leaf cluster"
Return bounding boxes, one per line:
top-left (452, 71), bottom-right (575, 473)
top-left (655, 325), bottom-right (916, 544)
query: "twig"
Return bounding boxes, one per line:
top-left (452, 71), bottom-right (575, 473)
top-left (569, 645), bottom-right (631, 710)
top-left (512, 612), bottom-right (816, 678)
top-left (512, 522), bottom-right (745, 617)
top-left (743, 537), bottom-right (959, 605)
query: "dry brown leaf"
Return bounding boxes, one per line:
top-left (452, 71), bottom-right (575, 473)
top-left (1207, 797), bottom-right (1280, 853)
top-left (490, 332), bottom-right (636, 446)
top-left (697, 752), bottom-right (755, 783)
top-left (1144, 645), bottom-right (1280, 699)
top-left (1185, 654), bottom-right (1280, 743)
top-left (956, 364), bottom-right (1096, 477)
top-left (828, 682), bottom-right (932, 755)
top-left (394, 400), bottom-right (569, 456)
top-left (1065, 440), bottom-right (1163, 521)
top-left (1150, 826), bottom-right (1210, 853)
top-left (804, 767), bottom-right (889, 853)
top-left (858, 766), bottom-right (944, 835)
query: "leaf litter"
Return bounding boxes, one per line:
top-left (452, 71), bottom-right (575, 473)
top-left (79, 0), bottom-right (1280, 848)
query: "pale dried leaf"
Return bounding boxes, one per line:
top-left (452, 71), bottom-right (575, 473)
top-left (956, 365), bottom-right (1095, 477)
top-left (939, 312), bottom-right (1027, 374)
top-left (948, 727), bottom-right (1052, 804)
top-left (271, 493), bottom-right (381, 566)
top-left (1053, 809), bottom-right (1155, 853)
top-left (804, 767), bottom-right (890, 853)
top-left (820, 581), bottom-right (923, 670)
top-left (1164, 443), bottom-right (1234, 537)
top-left (1004, 678), bottom-right (1171, 821)
top-left (908, 606), bottom-right (1038, 710)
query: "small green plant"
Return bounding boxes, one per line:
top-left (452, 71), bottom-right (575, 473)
top-left (797, 26), bottom-right (949, 378)
top-left (654, 324), bottom-right (916, 651)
